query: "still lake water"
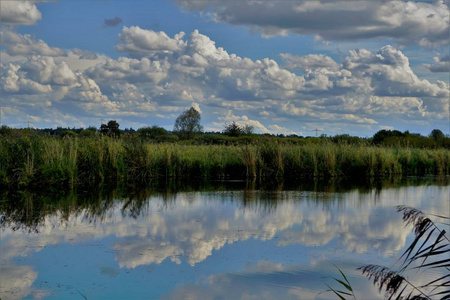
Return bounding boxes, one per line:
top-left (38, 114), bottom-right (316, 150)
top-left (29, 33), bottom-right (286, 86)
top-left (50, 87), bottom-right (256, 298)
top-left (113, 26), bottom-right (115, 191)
top-left (1, 177), bottom-right (448, 299)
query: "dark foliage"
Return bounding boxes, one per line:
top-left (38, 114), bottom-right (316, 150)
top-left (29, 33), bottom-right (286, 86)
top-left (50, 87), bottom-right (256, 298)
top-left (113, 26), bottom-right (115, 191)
top-left (137, 125), bottom-right (174, 141)
top-left (173, 107), bottom-right (203, 140)
top-left (430, 129), bottom-right (445, 141)
top-left (373, 130), bottom-right (405, 145)
top-left (100, 120), bottom-right (120, 138)
top-left (223, 121), bottom-right (254, 137)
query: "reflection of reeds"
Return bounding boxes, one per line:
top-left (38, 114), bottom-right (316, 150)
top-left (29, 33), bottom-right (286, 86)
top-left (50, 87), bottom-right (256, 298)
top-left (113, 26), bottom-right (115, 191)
top-left (1, 135), bottom-right (449, 189)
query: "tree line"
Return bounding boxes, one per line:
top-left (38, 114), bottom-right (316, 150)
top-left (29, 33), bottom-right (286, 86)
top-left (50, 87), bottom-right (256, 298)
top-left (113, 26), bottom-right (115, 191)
top-left (0, 107), bottom-right (448, 149)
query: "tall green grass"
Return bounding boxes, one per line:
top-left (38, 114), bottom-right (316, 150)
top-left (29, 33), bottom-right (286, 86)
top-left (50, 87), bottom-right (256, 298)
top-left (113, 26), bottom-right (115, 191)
top-left (0, 135), bottom-right (448, 189)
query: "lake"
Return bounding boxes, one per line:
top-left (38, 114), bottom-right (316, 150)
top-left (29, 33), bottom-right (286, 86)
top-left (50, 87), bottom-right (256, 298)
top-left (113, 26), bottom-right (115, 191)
top-left (1, 177), bottom-right (448, 299)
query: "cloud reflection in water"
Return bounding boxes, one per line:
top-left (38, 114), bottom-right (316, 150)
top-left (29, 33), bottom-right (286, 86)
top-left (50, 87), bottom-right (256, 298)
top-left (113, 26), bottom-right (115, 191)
top-left (0, 183), bottom-right (448, 299)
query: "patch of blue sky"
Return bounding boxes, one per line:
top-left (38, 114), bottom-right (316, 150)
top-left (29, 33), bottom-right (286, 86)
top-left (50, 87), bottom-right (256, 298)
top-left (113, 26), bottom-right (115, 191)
top-left (17, 0), bottom-right (318, 63)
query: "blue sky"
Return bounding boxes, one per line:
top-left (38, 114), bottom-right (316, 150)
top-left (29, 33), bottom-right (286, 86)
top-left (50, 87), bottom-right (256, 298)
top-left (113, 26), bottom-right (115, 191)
top-left (1, 0), bottom-right (449, 136)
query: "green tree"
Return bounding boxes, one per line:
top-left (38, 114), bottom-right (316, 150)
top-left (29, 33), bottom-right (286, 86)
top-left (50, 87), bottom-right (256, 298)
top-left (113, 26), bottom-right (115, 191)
top-left (173, 107), bottom-right (203, 139)
top-left (0, 125), bottom-right (12, 136)
top-left (223, 121), bottom-right (254, 137)
top-left (372, 129), bottom-right (403, 145)
top-left (80, 126), bottom-right (98, 137)
top-left (137, 126), bottom-right (170, 139)
top-left (429, 129), bottom-right (444, 141)
top-left (100, 120), bottom-right (120, 137)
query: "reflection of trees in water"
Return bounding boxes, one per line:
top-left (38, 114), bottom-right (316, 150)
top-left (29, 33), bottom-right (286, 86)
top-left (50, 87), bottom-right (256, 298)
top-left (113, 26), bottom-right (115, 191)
top-left (1, 192), bottom-right (46, 233)
top-left (0, 187), bottom-right (118, 233)
top-left (1, 176), bottom-right (447, 232)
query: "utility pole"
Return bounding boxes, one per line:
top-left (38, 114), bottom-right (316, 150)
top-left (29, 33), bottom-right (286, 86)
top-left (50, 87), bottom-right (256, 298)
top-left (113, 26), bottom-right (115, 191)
top-left (312, 128), bottom-right (323, 137)
top-left (0, 106), bottom-right (2, 126)
top-left (27, 121), bottom-right (33, 128)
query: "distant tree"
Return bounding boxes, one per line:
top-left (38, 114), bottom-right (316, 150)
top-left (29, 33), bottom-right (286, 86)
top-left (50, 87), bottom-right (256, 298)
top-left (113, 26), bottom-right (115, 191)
top-left (62, 130), bottom-right (77, 137)
top-left (86, 126), bottom-right (98, 132)
top-left (80, 126), bottom-right (98, 137)
top-left (137, 126), bottom-right (170, 139)
top-left (100, 120), bottom-right (120, 137)
top-left (372, 129), bottom-right (403, 145)
top-left (173, 107), bottom-right (203, 139)
top-left (0, 125), bottom-right (12, 136)
top-left (223, 121), bottom-right (254, 137)
top-left (223, 121), bottom-right (242, 137)
top-left (243, 124), bottom-right (254, 135)
top-left (123, 127), bottom-right (135, 134)
top-left (429, 129), bottom-right (444, 141)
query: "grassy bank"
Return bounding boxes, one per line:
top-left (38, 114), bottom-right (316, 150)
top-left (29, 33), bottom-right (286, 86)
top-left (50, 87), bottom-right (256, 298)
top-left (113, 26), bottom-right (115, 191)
top-left (0, 135), bottom-right (449, 189)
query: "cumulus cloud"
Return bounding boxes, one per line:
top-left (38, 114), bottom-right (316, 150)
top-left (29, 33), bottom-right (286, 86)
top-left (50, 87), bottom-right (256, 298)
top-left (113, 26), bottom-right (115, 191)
top-left (1, 63), bottom-right (52, 94)
top-left (86, 56), bottom-right (170, 83)
top-left (1, 27), bottom-right (448, 134)
top-left (0, 0), bottom-right (42, 25)
top-left (172, 0), bottom-right (449, 46)
top-left (116, 26), bottom-right (185, 54)
top-left (215, 110), bottom-right (271, 133)
top-left (104, 16), bottom-right (123, 27)
top-left (0, 55), bottom-right (114, 119)
top-left (425, 55), bottom-right (450, 72)
top-left (71, 48), bottom-right (98, 60)
top-left (0, 29), bottom-right (67, 57)
top-left (343, 46), bottom-right (449, 98)
top-left (280, 53), bottom-right (339, 70)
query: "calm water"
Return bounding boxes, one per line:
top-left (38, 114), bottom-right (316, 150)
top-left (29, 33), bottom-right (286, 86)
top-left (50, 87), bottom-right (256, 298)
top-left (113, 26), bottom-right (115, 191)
top-left (1, 177), bottom-right (448, 299)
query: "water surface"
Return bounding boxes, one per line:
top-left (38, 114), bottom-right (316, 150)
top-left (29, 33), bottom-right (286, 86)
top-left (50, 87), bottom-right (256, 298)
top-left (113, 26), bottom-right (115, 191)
top-left (1, 177), bottom-right (448, 299)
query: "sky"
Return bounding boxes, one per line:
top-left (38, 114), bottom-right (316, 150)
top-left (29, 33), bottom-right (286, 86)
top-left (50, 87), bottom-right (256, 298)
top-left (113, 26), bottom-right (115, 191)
top-left (0, 0), bottom-right (449, 137)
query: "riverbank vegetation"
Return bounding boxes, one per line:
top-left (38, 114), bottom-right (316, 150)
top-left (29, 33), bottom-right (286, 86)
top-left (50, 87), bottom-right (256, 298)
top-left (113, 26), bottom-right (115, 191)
top-left (1, 124), bottom-right (449, 189)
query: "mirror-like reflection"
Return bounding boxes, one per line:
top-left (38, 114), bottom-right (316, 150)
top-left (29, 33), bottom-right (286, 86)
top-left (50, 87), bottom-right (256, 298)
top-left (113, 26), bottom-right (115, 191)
top-left (0, 177), bottom-right (448, 299)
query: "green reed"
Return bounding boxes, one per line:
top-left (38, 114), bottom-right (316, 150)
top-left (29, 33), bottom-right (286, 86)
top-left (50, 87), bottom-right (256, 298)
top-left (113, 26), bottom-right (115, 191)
top-left (0, 135), bottom-right (448, 189)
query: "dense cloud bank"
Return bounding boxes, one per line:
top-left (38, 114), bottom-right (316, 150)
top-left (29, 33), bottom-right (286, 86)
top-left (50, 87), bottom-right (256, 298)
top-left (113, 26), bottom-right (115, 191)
top-left (0, 0), bottom-right (448, 135)
top-left (173, 0), bottom-right (449, 47)
top-left (1, 26), bottom-right (448, 135)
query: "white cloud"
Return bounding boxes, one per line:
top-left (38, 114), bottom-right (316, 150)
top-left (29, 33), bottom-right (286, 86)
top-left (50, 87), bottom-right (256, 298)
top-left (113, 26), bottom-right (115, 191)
top-left (57, 51), bottom-right (108, 72)
top-left (280, 53), bottom-right (339, 70)
top-left (216, 110), bottom-right (270, 133)
top-left (71, 48), bottom-right (98, 60)
top-left (86, 56), bottom-right (169, 84)
top-left (0, 29), bottom-right (66, 57)
top-left (0, 1), bottom-right (42, 25)
top-left (191, 102), bottom-right (202, 113)
top-left (269, 124), bottom-right (299, 136)
top-left (1, 27), bottom-right (448, 134)
top-left (20, 56), bottom-right (77, 86)
top-left (116, 26), bottom-right (185, 54)
top-left (71, 74), bottom-right (108, 103)
top-left (173, 0), bottom-right (449, 47)
top-left (1, 63), bottom-right (52, 94)
top-left (425, 55), bottom-right (450, 72)
top-left (343, 46), bottom-right (448, 98)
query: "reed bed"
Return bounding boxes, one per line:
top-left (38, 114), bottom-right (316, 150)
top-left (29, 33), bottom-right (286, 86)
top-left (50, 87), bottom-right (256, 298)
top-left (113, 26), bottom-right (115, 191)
top-left (0, 135), bottom-right (448, 188)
